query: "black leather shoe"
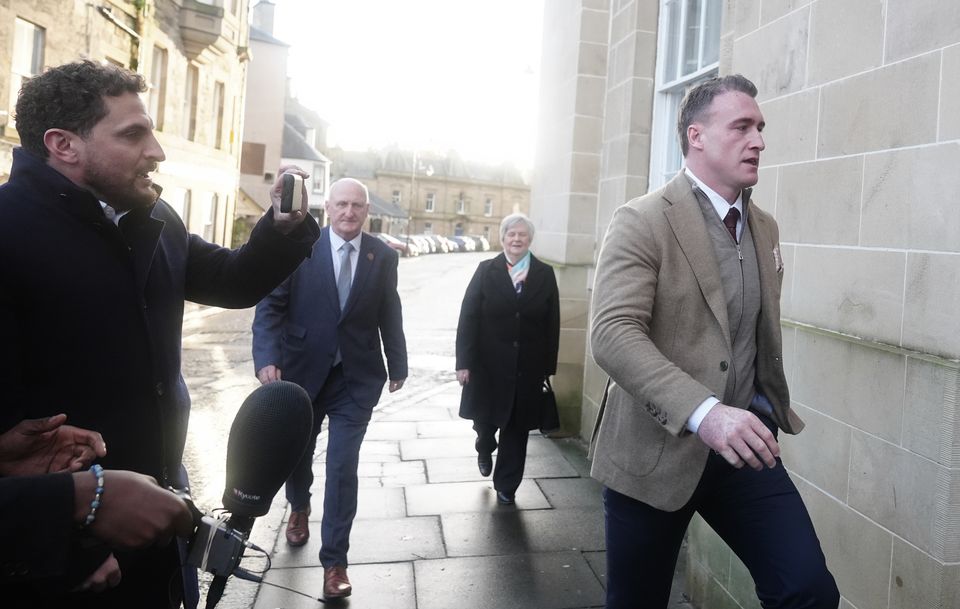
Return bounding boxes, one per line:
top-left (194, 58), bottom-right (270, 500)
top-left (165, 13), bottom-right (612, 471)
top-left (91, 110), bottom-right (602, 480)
top-left (478, 453), bottom-right (493, 477)
top-left (496, 491), bottom-right (515, 505)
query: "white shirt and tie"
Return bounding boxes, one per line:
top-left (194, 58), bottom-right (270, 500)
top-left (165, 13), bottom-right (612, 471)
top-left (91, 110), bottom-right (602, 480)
top-left (329, 230), bottom-right (362, 309)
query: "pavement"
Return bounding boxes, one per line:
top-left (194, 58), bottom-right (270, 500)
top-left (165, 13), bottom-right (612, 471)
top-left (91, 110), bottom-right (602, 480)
top-left (180, 251), bottom-right (694, 609)
top-left (208, 377), bottom-right (692, 609)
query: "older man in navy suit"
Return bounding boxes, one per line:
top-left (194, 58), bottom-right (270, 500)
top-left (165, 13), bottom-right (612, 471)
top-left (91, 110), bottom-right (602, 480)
top-left (252, 177), bottom-right (407, 599)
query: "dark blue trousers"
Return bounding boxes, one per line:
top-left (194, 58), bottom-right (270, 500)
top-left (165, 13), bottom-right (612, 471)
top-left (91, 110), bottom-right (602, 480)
top-left (284, 365), bottom-right (373, 568)
top-left (604, 448), bottom-right (839, 609)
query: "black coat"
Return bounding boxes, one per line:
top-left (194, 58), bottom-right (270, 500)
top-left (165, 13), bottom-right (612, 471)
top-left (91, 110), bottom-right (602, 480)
top-left (455, 253), bottom-right (560, 429)
top-left (0, 148), bottom-right (319, 605)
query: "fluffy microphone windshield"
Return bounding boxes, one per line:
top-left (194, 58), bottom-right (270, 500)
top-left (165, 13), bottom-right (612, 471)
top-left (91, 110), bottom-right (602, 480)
top-left (222, 381), bottom-right (313, 518)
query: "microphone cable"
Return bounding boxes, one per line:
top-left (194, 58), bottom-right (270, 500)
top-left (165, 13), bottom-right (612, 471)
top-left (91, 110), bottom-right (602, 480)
top-left (207, 538), bottom-right (327, 605)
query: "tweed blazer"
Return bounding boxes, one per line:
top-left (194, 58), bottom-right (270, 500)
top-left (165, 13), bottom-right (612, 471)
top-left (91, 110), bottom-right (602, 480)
top-left (589, 172), bottom-right (804, 511)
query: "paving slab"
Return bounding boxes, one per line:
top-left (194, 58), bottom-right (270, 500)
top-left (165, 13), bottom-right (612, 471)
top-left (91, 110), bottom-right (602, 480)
top-left (442, 507), bottom-right (606, 557)
top-left (362, 421), bottom-right (418, 441)
top-left (400, 434), bottom-right (566, 460)
top-left (425, 454), bottom-right (580, 483)
top-left (405, 480), bottom-right (550, 515)
top-left (253, 562), bottom-right (416, 609)
top-left (414, 551), bottom-right (605, 609)
top-left (399, 437), bottom-right (478, 459)
top-left (537, 477), bottom-right (605, 509)
top-left (553, 438), bottom-right (594, 478)
top-left (416, 419), bottom-right (476, 438)
top-left (357, 439), bottom-right (400, 462)
top-left (354, 487), bottom-right (406, 520)
top-left (270, 516), bottom-right (444, 568)
top-left (379, 405), bottom-right (454, 422)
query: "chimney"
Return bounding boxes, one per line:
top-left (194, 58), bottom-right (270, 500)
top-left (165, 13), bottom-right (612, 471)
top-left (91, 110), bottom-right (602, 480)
top-left (252, 0), bottom-right (276, 35)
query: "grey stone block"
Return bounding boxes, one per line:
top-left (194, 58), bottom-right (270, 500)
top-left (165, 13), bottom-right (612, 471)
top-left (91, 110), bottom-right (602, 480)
top-left (253, 562), bottom-right (415, 609)
top-left (414, 551), bottom-right (605, 609)
top-left (405, 481), bottom-right (550, 515)
top-left (270, 516), bottom-right (444, 568)
top-left (537, 477), bottom-right (604, 509)
top-left (442, 507), bottom-right (605, 557)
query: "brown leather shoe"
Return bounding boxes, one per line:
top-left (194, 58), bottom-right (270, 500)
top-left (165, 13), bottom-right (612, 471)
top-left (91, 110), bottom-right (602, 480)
top-left (285, 509), bottom-right (310, 546)
top-left (323, 565), bottom-right (352, 598)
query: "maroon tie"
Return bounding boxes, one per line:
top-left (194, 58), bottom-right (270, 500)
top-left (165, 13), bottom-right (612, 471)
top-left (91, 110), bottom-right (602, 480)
top-left (723, 207), bottom-right (740, 243)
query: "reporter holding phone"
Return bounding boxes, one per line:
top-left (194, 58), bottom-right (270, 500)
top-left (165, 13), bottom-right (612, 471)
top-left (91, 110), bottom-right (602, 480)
top-left (0, 60), bottom-right (318, 609)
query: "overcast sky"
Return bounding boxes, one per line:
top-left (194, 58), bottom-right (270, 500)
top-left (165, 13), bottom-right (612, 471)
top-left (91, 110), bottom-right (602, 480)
top-left (269, 0), bottom-right (545, 169)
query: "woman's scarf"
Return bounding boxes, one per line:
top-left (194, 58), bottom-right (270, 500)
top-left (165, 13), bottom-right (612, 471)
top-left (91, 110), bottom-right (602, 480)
top-left (506, 252), bottom-right (530, 294)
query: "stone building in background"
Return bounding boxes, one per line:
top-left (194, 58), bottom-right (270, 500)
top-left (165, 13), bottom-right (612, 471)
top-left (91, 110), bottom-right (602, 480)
top-left (0, 0), bottom-right (250, 246)
top-left (237, 1), bottom-right (330, 245)
top-left (328, 146), bottom-right (529, 248)
top-left (532, 1), bottom-right (960, 607)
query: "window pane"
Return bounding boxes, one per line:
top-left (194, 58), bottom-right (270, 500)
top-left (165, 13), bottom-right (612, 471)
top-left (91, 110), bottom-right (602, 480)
top-left (702, 0), bottom-right (722, 66)
top-left (664, 91), bottom-right (683, 182)
top-left (149, 47), bottom-right (167, 130)
top-left (663, 0), bottom-right (680, 82)
top-left (213, 82), bottom-right (225, 149)
top-left (681, 0), bottom-right (703, 76)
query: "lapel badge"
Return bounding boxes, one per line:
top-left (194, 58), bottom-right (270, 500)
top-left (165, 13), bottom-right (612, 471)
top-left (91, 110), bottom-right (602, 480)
top-left (367, 252), bottom-right (374, 261)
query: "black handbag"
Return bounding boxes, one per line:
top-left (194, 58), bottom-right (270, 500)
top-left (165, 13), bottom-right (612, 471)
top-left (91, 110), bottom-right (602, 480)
top-left (540, 377), bottom-right (561, 434)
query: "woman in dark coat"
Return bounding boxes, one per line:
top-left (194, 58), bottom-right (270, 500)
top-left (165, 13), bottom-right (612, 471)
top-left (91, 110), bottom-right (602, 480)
top-left (455, 213), bottom-right (560, 505)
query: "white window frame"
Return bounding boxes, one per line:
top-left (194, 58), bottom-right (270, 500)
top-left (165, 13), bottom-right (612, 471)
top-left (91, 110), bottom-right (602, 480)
top-left (425, 192), bottom-right (435, 212)
top-left (8, 18), bottom-right (45, 130)
top-left (392, 189), bottom-right (402, 205)
top-left (202, 193), bottom-right (218, 242)
top-left (183, 65), bottom-right (199, 141)
top-left (148, 46), bottom-right (168, 131)
top-left (312, 163), bottom-right (326, 194)
top-left (456, 197), bottom-right (465, 215)
top-left (212, 81), bottom-right (225, 149)
top-left (484, 197), bottom-right (493, 217)
top-left (648, 0), bottom-right (722, 191)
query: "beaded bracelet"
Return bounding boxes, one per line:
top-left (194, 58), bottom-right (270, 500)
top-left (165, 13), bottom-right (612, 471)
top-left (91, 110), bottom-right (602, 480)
top-left (83, 464), bottom-right (105, 527)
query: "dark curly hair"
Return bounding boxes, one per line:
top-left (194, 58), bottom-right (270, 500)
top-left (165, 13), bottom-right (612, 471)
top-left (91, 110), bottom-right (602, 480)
top-left (14, 60), bottom-right (146, 158)
top-left (677, 74), bottom-right (758, 157)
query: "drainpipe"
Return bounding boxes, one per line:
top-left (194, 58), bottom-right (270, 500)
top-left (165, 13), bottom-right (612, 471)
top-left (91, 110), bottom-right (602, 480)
top-left (96, 4), bottom-right (142, 69)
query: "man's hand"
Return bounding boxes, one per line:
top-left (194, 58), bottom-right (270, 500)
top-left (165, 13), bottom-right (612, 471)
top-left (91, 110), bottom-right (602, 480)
top-left (388, 379), bottom-right (405, 393)
top-left (73, 553), bottom-right (122, 593)
top-left (257, 365), bottom-right (282, 384)
top-left (75, 470), bottom-right (195, 550)
top-left (270, 165), bottom-right (310, 235)
top-left (0, 414), bottom-right (106, 476)
top-left (696, 404), bottom-right (779, 470)
top-left (456, 369), bottom-right (470, 386)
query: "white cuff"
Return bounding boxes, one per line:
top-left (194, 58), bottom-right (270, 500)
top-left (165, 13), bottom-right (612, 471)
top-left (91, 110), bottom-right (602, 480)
top-left (686, 397), bottom-right (719, 433)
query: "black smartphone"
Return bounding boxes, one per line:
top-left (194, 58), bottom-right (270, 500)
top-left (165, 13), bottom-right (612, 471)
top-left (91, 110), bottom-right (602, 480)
top-left (280, 173), bottom-right (302, 213)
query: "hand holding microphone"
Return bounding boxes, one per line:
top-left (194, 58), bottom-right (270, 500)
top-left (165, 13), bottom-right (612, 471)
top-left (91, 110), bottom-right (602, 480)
top-left (74, 469), bottom-right (195, 549)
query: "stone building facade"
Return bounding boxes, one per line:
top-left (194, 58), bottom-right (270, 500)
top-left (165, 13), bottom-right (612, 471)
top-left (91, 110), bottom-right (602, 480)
top-left (0, 0), bottom-right (249, 246)
top-left (532, 1), bottom-right (960, 608)
top-left (329, 147), bottom-right (530, 248)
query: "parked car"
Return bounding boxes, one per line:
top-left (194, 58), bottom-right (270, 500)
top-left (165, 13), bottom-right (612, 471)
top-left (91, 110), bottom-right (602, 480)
top-left (411, 234), bottom-right (437, 254)
top-left (437, 236), bottom-right (458, 253)
top-left (400, 234), bottom-right (432, 255)
top-left (419, 234), bottom-right (449, 253)
top-left (373, 232), bottom-right (420, 257)
top-left (449, 235), bottom-right (476, 252)
top-left (468, 235), bottom-right (491, 251)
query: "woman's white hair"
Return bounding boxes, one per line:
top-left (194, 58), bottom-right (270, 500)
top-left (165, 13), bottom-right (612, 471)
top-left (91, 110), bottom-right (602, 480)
top-left (499, 213), bottom-right (536, 243)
